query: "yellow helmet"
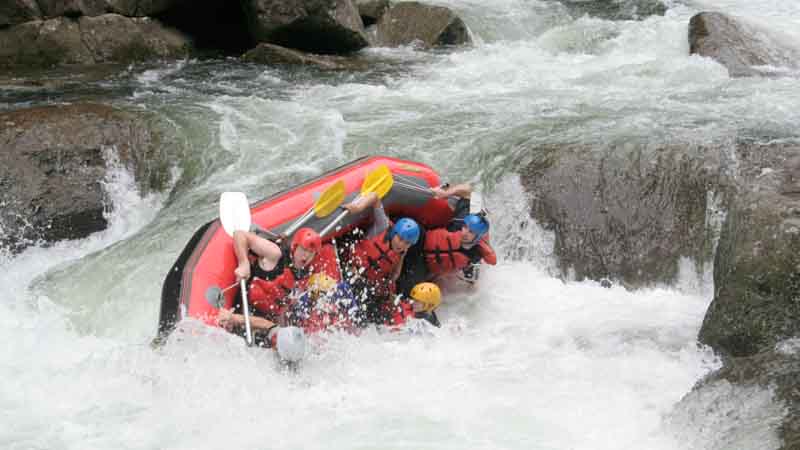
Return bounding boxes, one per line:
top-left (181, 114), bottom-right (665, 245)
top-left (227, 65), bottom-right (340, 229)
top-left (409, 282), bottom-right (441, 312)
top-left (308, 273), bottom-right (336, 296)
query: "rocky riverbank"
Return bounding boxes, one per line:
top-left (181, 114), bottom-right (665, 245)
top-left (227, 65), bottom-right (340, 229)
top-left (518, 11), bottom-right (800, 448)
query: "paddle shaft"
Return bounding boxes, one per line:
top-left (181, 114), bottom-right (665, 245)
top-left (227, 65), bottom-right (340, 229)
top-left (320, 208), bottom-right (350, 237)
top-left (240, 279), bottom-right (254, 346)
top-left (393, 180), bottom-right (460, 199)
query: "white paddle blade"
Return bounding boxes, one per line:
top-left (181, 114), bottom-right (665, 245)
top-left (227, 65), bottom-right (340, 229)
top-left (219, 192), bottom-right (252, 237)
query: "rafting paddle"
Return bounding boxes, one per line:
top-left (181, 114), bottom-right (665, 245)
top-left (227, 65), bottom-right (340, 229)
top-left (320, 165), bottom-right (394, 237)
top-left (283, 180), bottom-right (346, 237)
top-left (219, 191), bottom-right (254, 346)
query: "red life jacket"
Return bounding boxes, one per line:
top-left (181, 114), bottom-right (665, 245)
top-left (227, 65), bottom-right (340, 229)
top-left (351, 230), bottom-right (402, 287)
top-left (248, 253), bottom-right (305, 318)
top-left (424, 229), bottom-right (497, 275)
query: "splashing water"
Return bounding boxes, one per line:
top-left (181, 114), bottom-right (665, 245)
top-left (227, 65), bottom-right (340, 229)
top-left (3, 0), bottom-right (798, 448)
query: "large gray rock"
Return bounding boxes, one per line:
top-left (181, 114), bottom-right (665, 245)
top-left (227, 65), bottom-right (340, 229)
top-left (79, 14), bottom-right (191, 61)
top-left (519, 137), bottom-right (800, 355)
top-left (698, 141), bottom-right (800, 358)
top-left (559, 0), bottom-right (666, 21)
top-left (520, 142), bottom-right (725, 288)
top-left (689, 12), bottom-right (800, 77)
top-left (373, 1), bottom-right (471, 49)
top-left (0, 0), bottom-right (42, 27)
top-left (0, 104), bottom-right (172, 253)
top-left (0, 14), bottom-right (191, 68)
top-left (242, 0), bottom-right (368, 54)
top-left (242, 42), bottom-right (369, 70)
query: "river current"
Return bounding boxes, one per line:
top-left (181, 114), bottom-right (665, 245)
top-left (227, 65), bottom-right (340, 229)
top-left (2, 0), bottom-right (800, 448)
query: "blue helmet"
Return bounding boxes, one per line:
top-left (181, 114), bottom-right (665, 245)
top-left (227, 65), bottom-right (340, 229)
top-left (390, 218), bottom-right (420, 245)
top-left (463, 213), bottom-right (489, 240)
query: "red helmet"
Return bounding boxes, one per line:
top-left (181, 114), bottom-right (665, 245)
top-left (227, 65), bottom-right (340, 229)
top-left (291, 227), bottom-right (321, 254)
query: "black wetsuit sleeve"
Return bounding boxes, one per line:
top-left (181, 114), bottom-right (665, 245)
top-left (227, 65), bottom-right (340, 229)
top-left (446, 198), bottom-right (471, 232)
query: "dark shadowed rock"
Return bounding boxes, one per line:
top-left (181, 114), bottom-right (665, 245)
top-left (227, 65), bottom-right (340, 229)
top-left (242, 42), bottom-right (369, 70)
top-left (520, 142), bottom-right (724, 288)
top-left (559, 0), bottom-right (666, 21)
top-left (373, 1), bottom-right (471, 49)
top-left (31, 0), bottom-right (183, 17)
top-left (0, 104), bottom-right (172, 253)
top-left (242, 0), bottom-right (368, 54)
top-left (689, 12), bottom-right (800, 77)
top-left (35, 0), bottom-right (108, 18)
top-left (681, 348), bottom-right (800, 449)
top-left (0, 14), bottom-right (191, 67)
top-left (354, 0), bottom-right (390, 26)
top-left (0, 0), bottom-right (42, 27)
top-left (699, 141), bottom-right (800, 358)
top-left (106, 0), bottom-right (183, 16)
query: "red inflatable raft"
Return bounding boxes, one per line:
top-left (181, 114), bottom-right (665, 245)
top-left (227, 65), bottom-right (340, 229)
top-left (157, 156), bottom-right (457, 341)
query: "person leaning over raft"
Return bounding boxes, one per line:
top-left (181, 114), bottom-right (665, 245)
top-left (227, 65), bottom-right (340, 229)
top-left (397, 183), bottom-right (497, 297)
top-left (384, 282), bottom-right (443, 328)
top-left (289, 273), bottom-right (362, 333)
top-left (338, 191), bottom-right (421, 324)
top-left (217, 227), bottom-right (322, 347)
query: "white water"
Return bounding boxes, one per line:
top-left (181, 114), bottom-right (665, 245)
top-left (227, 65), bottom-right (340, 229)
top-left (3, 0), bottom-right (799, 448)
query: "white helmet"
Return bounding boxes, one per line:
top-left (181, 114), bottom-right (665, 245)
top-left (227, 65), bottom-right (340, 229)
top-left (275, 326), bottom-right (306, 362)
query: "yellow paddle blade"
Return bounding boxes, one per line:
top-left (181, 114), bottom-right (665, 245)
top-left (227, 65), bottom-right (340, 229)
top-left (360, 164), bottom-right (394, 199)
top-left (313, 180), bottom-right (346, 218)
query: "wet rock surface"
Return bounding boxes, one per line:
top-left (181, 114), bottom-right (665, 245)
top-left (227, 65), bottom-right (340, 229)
top-left (242, 42), bottom-right (370, 70)
top-left (0, 103), bottom-right (171, 253)
top-left (520, 142), bottom-right (725, 288)
top-left (698, 141), bottom-right (800, 357)
top-left (689, 12), bottom-right (800, 77)
top-left (373, 1), bottom-right (471, 49)
top-left (521, 138), bottom-right (800, 338)
top-left (0, 14), bottom-right (191, 68)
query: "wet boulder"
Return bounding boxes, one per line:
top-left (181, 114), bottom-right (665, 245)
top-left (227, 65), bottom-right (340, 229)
top-left (242, 42), bottom-right (369, 70)
top-left (0, 104), bottom-right (171, 253)
top-left (242, 0), bottom-right (368, 54)
top-left (373, 1), bottom-right (471, 49)
top-left (559, 0), bottom-right (666, 21)
top-left (689, 12), bottom-right (800, 77)
top-left (520, 142), bottom-right (723, 288)
top-left (0, 0), bottom-right (42, 27)
top-left (0, 14), bottom-right (191, 67)
top-left (698, 141), bottom-right (800, 358)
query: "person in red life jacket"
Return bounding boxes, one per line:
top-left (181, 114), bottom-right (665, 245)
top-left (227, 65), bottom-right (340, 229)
top-left (216, 227), bottom-right (321, 347)
top-left (397, 183), bottom-right (497, 297)
top-left (423, 211), bottom-right (496, 280)
top-left (385, 282), bottom-right (443, 328)
top-left (289, 273), bottom-right (361, 333)
top-left (339, 191), bottom-right (421, 325)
